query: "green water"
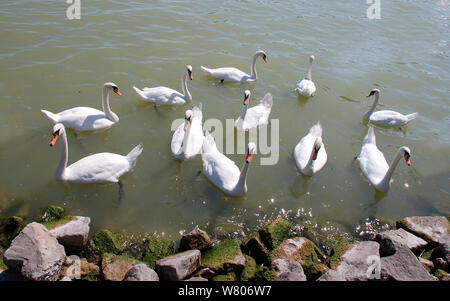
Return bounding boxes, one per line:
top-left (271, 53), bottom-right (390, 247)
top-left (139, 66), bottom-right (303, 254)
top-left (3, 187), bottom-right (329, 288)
top-left (0, 1), bottom-right (449, 241)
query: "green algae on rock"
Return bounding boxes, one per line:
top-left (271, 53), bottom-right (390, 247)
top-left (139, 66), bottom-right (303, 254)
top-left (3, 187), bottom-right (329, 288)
top-left (0, 216), bottom-right (24, 251)
top-left (258, 217), bottom-right (293, 251)
top-left (240, 255), bottom-right (257, 281)
top-left (201, 239), bottom-right (244, 272)
top-left (212, 271), bottom-right (237, 281)
top-left (143, 237), bottom-right (175, 269)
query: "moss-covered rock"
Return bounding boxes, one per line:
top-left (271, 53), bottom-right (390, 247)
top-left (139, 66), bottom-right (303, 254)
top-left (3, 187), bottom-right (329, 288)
top-left (201, 239), bottom-right (245, 272)
top-left (101, 253), bottom-right (142, 281)
top-left (212, 272), bottom-right (237, 281)
top-left (253, 265), bottom-right (276, 281)
top-left (241, 232), bottom-right (270, 265)
top-left (329, 239), bottom-right (351, 270)
top-left (434, 269), bottom-right (448, 280)
top-left (142, 237), bottom-right (175, 269)
top-left (258, 217), bottom-right (293, 251)
top-left (89, 230), bottom-right (128, 256)
top-left (0, 216), bottom-right (24, 250)
top-left (40, 216), bottom-right (75, 230)
top-left (240, 255), bottom-right (257, 281)
top-left (39, 205), bottom-right (65, 223)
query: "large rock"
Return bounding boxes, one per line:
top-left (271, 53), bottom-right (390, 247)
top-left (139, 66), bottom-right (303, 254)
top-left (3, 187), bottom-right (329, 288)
top-left (258, 217), bottom-right (293, 251)
top-left (272, 259), bottom-right (306, 281)
top-left (375, 228), bottom-right (428, 256)
top-left (396, 216), bottom-right (449, 244)
top-left (123, 264), bottom-right (159, 281)
top-left (180, 227), bottom-right (211, 252)
top-left (49, 216), bottom-right (90, 253)
top-left (101, 253), bottom-right (140, 281)
top-left (380, 244), bottom-right (436, 281)
top-left (156, 250), bottom-right (201, 281)
top-left (318, 241), bottom-right (380, 281)
top-left (201, 240), bottom-right (246, 273)
top-left (241, 233), bottom-right (270, 265)
top-left (3, 222), bottom-right (66, 281)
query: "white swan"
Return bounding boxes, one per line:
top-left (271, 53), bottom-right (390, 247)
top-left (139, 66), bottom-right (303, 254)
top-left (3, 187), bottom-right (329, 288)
top-left (200, 50), bottom-right (267, 83)
top-left (171, 103), bottom-right (204, 160)
top-left (235, 91), bottom-right (273, 131)
top-left (357, 126), bottom-right (411, 192)
top-left (49, 123), bottom-right (143, 183)
top-left (295, 55), bottom-right (316, 97)
top-left (201, 131), bottom-right (256, 196)
top-left (294, 121), bottom-right (327, 176)
top-left (364, 89), bottom-right (419, 126)
top-left (41, 82), bottom-right (121, 133)
top-left (133, 65), bottom-right (193, 106)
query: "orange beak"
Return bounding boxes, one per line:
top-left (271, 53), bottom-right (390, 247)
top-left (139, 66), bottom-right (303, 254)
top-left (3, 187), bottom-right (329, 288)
top-left (113, 88), bottom-right (122, 96)
top-left (243, 96), bottom-right (249, 105)
top-left (312, 148), bottom-right (319, 160)
top-left (404, 153), bottom-right (411, 166)
top-left (50, 133), bottom-right (59, 147)
top-left (246, 153), bottom-right (253, 164)
top-left (263, 57), bottom-right (267, 63)
top-left (188, 72), bottom-right (193, 80)
top-left (184, 119), bottom-right (191, 131)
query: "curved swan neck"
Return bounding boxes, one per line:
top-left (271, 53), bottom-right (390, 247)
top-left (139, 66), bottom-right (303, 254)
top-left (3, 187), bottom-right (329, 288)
top-left (56, 130), bottom-right (68, 179)
top-left (250, 53), bottom-right (259, 79)
top-left (381, 148), bottom-right (404, 185)
top-left (306, 59), bottom-right (313, 80)
top-left (181, 72), bottom-right (192, 102)
top-left (102, 86), bottom-right (119, 122)
top-left (366, 92), bottom-right (379, 118)
top-left (182, 121), bottom-right (192, 152)
top-left (240, 104), bottom-right (248, 120)
top-left (236, 161), bottom-right (250, 193)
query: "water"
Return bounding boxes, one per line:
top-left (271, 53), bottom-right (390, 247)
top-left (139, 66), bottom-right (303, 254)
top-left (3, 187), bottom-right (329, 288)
top-left (0, 0), bottom-right (449, 241)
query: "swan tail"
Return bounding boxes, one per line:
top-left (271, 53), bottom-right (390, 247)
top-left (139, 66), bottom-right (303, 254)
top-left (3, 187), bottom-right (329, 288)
top-left (406, 112), bottom-right (419, 122)
top-left (132, 86), bottom-right (148, 100)
top-left (202, 131), bottom-right (216, 154)
top-left (364, 126), bottom-right (376, 145)
top-left (261, 93), bottom-right (273, 108)
top-left (126, 144), bottom-right (143, 170)
top-left (193, 102), bottom-right (203, 120)
top-left (40, 109), bottom-right (58, 124)
top-left (309, 121), bottom-right (322, 137)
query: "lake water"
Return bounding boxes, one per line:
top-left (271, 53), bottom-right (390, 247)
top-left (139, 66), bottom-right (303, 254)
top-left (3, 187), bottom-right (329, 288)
top-left (0, 0), bottom-right (449, 242)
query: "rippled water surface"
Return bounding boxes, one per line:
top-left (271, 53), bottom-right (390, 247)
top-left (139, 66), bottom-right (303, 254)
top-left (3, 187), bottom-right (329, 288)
top-left (0, 0), bottom-right (449, 240)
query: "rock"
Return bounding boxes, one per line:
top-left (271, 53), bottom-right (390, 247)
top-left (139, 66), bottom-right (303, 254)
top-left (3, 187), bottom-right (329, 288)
top-left (123, 263), bottom-right (159, 281)
top-left (195, 268), bottom-right (215, 279)
top-left (272, 259), bottom-right (306, 281)
top-left (375, 228), bottom-right (428, 256)
top-left (240, 255), bottom-right (258, 281)
top-left (101, 253), bottom-right (140, 281)
top-left (88, 229), bottom-right (127, 256)
top-left (212, 272), bottom-right (237, 281)
top-left (381, 244), bottom-right (435, 281)
top-left (431, 239), bottom-right (450, 271)
top-left (49, 216), bottom-right (90, 253)
top-left (258, 217), bottom-right (293, 251)
top-left (241, 233), bottom-right (270, 265)
top-left (0, 216), bottom-right (24, 250)
top-left (186, 276), bottom-right (208, 281)
top-left (442, 274), bottom-right (450, 281)
top-left (39, 205), bottom-right (65, 222)
top-left (201, 240), bottom-right (246, 273)
top-left (396, 216), bottom-right (449, 244)
top-left (156, 250), bottom-right (201, 281)
top-left (3, 222), bottom-right (66, 281)
top-left (318, 241), bottom-right (380, 281)
top-left (271, 237), bottom-right (328, 280)
top-left (143, 237), bottom-right (175, 268)
top-left (180, 226), bottom-right (211, 252)
top-left (60, 257), bottom-right (100, 281)
top-left (418, 257), bottom-right (434, 273)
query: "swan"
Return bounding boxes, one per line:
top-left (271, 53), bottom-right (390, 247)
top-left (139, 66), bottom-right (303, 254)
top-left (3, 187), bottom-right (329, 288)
top-left (133, 65), bottom-right (193, 106)
top-left (41, 82), bottom-right (121, 133)
top-left (294, 121), bottom-right (327, 175)
top-left (295, 55), bottom-right (316, 97)
top-left (357, 126), bottom-right (411, 192)
top-left (201, 131), bottom-right (256, 196)
top-left (235, 90), bottom-right (273, 131)
top-left (200, 50), bottom-right (267, 83)
top-left (49, 123), bottom-right (143, 183)
top-left (364, 89), bottom-right (419, 126)
top-left (171, 103), bottom-right (204, 160)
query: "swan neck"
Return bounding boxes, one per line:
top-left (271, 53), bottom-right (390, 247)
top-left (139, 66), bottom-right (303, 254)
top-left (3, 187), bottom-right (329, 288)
top-left (367, 93), bottom-right (379, 117)
top-left (56, 131), bottom-right (68, 179)
top-left (240, 104), bottom-right (248, 120)
top-left (250, 53), bottom-right (258, 79)
top-left (236, 161), bottom-right (250, 193)
top-left (306, 60), bottom-right (313, 80)
top-left (102, 86), bottom-right (118, 122)
top-left (182, 121), bottom-right (192, 152)
top-left (181, 72), bottom-right (192, 102)
top-left (381, 148), bottom-right (403, 185)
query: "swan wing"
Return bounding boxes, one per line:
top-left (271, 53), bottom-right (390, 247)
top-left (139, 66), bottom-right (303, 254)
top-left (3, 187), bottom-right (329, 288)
top-left (201, 66), bottom-right (252, 82)
top-left (171, 123), bottom-right (185, 157)
top-left (313, 145), bottom-right (327, 173)
top-left (202, 151), bottom-right (241, 192)
top-left (369, 110), bottom-right (408, 126)
top-left (294, 134), bottom-right (315, 170)
top-left (357, 144), bottom-right (389, 185)
top-left (55, 107), bottom-right (114, 131)
top-left (295, 79), bottom-right (316, 97)
top-left (138, 86), bottom-right (186, 105)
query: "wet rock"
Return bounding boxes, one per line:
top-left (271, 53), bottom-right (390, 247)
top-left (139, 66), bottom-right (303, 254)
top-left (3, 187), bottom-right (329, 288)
top-left (318, 241), bottom-right (380, 281)
top-left (180, 226), bottom-right (211, 252)
top-left (271, 237), bottom-right (328, 280)
top-left (212, 272), bottom-right (236, 281)
top-left (380, 244), bottom-right (435, 281)
top-left (258, 217), bottom-right (293, 251)
top-left (240, 255), bottom-right (257, 281)
top-left (156, 250), bottom-right (201, 281)
top-left (241, 233), bottom-right (270, 265)
top-left (0, 216), bottom-right (24, 251)
top-left (396, 216), bottom-right (449, 244)
top-left (123, 263), bottom-right (159, 281)
top-left (3, 222), bottom-right (66, 281)
top-left (49, 216), bottom-right (90, 253)
top-left (272, 259), bottom-right (306, 281)
top-left (431, 239), bottom-right (450, 271)
top-left (143, 236), bottom-right (175, 269)
top-left (186, 276), bottom-right (208, 281)
top-left (101, 253), bottom-right (140, 281)
top-left (201, 240), bottom-right (246, 273)
top-left (375, 228), bottom-right (428, 256)
top-left (418, 257), bottom-right (434, 273)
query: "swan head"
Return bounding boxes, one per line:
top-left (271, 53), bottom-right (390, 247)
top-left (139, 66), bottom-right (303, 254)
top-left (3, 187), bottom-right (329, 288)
top-left (243, 90), bottom-right (251, 105)
top-left (104, 82), bottom-right (122, 96)
top-left (50, 123), bottom-right (66, 147)
top-left (312, 137), bottom-right (323, 160)
top-left (246, 142), bottom-right (257, 164)
top-left (402, 146), bottom-right (412, 166)
top-left (256, 50), bottom-right (267, 62)
top-left (310, 55), bottom-right (315, 63)
top-left (186, 65), bottom-right (193, 80)
top-left (367, 88), bottom-right (380, 98)
top-left (184, 110), bottom-right (193, 130)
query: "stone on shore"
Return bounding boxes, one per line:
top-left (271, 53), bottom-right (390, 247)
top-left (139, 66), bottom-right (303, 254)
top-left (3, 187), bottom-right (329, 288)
top-left (60, 257), bottom-right (100, 281)
top-left (241, 232), bottom-right (270, 265)
top-left (186, 276), bottom-right (208, 281)
top-left (272, 259), bottom-right (307, 281)
top-left (179, 226), bottom-right (211, 252)
top-left (156, 250), bottom-right (201, 281)
top-left (201, 240), bottom-right (246, 273)
top-left (143, 236), bottom-right (175, 269)
top-left (431, 239), bottom-right (450, 271)
top-left (3, 222), bottom-right (66, 281)
top-left (101, 253), bottom-right (140, 281)
top-left (396, 216), bottom-right (449, 244)
top-left (123, 263), bottom-right (159, 281)
top-left (258, 217), bottom-right (293, 251)
top-left (375, 228), bottom-right (428, 256)
top-left (0, 216), bottom-right (24, 252)
top-left (318, 241), bottom-right (380, 281)
top-left (418, 257), bottom-right (434, 273)
top-left (49, 216), bottom-right (90, 253)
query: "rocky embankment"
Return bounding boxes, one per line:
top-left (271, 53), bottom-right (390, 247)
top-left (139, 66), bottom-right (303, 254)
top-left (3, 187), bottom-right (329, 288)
top-left (0, 205), bottom-right (449, 281)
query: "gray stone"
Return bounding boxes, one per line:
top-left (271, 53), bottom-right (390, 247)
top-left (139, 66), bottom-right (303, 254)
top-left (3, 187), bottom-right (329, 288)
top-left (375, 228), bottom-right (428, 256)
top-left (180, 226), bottom-right (211, 252)
top-left (3, 222), bottom-right (66, 281)
top-left (156, 250), bottom-right (201, 281)
top-left (318, 241), bottom-right (380, 281)
top-left (272, 259), bottom-right (306, 281)
top-left (418, 257), bottom-right (434, 273)
top-left (380, 244), bottom-right (436, 281)
top-left (49, 216), bottom-right (90, 252)
top-left (123, 264), bottom-right (159, 281)
top-left (397, 216), bottom-right (449, 244)
top-left (186, 276), bottom-right (208, 281)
